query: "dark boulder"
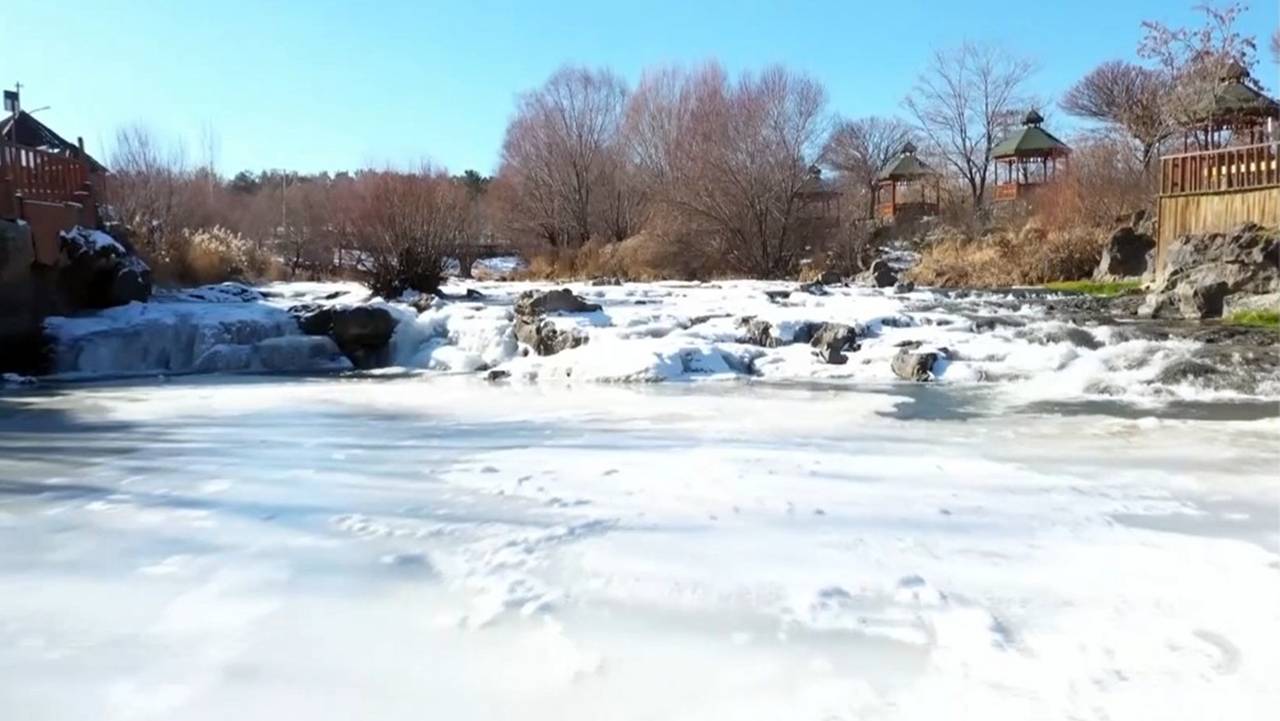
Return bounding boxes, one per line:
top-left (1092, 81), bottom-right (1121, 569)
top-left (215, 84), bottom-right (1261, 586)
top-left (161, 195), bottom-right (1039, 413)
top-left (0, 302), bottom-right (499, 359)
top-left (329, 306), bottom-right (398, 369)
top-left (1155, 359), bottom-right (1220, 386)
top-left (109, 257), bottom-right (152, 306)
top-left (807, 322), bottom-right (859, 364)
top-left (891, 343), bottom-right (944, 382)
top-left (1094, 226), bottom-right (1155, 280)
top-left (1140, 224), bottom-right (1279, 319)
top-left (818, 270), bottom-right (843, 286)
top-left (514, 288), bottom-right (601, 316)
top-left (798, 281), bottom-right (829, 296)
top-left (860, 259), bottom-right (899, 288)
top-left (737, 317), bottom-right (780, 348)
top-left (58, 227), bottom-right (152, 310)
top-left (894, 281), bottom-right (916, 294)
top-left (288, 304), bottom-right (335, 336)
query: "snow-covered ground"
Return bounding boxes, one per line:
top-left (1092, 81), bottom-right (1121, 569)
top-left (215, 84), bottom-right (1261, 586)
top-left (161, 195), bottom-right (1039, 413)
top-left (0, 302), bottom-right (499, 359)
top-left (0, 376), bottom-right (1276, 720)
top-left (37, 279), bottom-right (1280, 402)
top-left (6, 280), bottom-right (1279, 718)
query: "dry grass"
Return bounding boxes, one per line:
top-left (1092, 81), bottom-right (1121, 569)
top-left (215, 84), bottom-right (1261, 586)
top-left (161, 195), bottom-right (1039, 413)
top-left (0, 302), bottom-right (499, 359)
top-left (147, 226), bottom-right (282, 286)
top-left (908, 222), bottom-right (1106, 287)
top-left (516, 227), bottom-right (720, 282)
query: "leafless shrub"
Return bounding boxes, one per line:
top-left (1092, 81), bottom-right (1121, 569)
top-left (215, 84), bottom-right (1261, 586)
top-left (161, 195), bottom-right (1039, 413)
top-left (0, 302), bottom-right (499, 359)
top-left (338, 168), bottom-right (472, 298)
top-left (1031, 134), bottom-right (1157, 230)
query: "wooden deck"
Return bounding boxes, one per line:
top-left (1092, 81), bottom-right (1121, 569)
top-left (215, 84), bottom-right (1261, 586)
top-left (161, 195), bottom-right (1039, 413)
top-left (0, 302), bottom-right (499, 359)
top-left (1159, 142), bottom-right (1278, 197)
top-left (1, 140), bottom-right (98, 264)
top-left (0, 141), bottom-right (90, 205)
top-left (1155, 141), bottom-right (1280, 269)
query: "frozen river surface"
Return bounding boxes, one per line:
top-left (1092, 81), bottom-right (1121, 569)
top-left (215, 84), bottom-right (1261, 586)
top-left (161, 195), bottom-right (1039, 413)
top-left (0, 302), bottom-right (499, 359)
top-left (1, 375), bottom-right (1276, 720)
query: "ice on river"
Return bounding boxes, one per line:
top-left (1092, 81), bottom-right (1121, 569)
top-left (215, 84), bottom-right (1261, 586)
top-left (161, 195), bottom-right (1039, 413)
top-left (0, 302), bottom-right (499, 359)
top-left (38, 279), bottom-right (1280, 403)
top-left (0, 376), bottom-right (1277, 720)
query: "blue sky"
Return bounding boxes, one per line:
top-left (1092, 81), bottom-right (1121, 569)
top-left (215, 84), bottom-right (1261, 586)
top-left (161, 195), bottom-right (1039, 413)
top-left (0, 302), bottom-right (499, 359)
top-left (8, 0), bottom-right (1278, 175)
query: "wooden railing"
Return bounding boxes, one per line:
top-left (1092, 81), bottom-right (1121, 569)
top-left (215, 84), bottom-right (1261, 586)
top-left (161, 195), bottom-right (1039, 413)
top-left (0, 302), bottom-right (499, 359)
top-left (993, 183), bottom-right (1020, 201)
top-left (0, 140), bottom-right (90, 204)
top-left (1159, 142), bottom-right (1279, 197)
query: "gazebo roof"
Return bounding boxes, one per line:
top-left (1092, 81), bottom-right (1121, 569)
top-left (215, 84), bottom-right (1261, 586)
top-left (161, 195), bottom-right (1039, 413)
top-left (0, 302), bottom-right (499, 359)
top-left (0, 110), bottom-right (108, 173)
top-left (991, 111), bottom-right (1070, 159)
top-left (1186, 64), bottom-right (1280, 124)
top-left (876, 142), bottom-right (937, 181)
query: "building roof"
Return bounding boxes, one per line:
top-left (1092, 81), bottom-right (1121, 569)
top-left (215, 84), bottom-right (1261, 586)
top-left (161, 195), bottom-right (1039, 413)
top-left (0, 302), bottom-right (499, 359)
top-left (1186, 66), bottom-right (1280, 124)
top-left (991, 111), bottom-right (1070, 159)
top-left (876, 142), bottom-right (937, 181)
top-left (0, 111), bottom-right (107, 173)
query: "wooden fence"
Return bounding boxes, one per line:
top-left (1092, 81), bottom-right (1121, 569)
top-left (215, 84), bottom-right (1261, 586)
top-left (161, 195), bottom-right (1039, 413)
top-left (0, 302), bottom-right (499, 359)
top-left (0, 140), bottom-right (90, 205)
top-left (1159, 142), bottom-right (1279, 197)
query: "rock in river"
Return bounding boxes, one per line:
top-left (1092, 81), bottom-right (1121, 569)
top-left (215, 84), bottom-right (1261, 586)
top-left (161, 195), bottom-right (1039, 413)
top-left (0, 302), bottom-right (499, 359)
top-left (891, 342), bottom-right (945, 382)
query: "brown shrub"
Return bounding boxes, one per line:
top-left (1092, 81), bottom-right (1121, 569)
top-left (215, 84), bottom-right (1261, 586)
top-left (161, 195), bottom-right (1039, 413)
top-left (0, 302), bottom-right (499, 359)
top-left (144, 226), bottom-right (280, 286)
top-left (517, 213), bottom-right (721, 281)
top-left (908, 221), bottom-right (1104, 287)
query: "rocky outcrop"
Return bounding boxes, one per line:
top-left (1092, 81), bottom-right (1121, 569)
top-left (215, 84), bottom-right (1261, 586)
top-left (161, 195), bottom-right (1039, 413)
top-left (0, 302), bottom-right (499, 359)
top-left (289, 304), bottom-right (398, 369)
top-left (330, 306), bottom-right (397, 368)
top-left (736, 317), bottom-right (859, 363)
top-left (1140, 224), bottom-right (1279, 319)
top-left (58, 227), bottom-right (153, 309)
top-left (1094, 225), bottom-right (1155, 280)
top-left (891, 342), bottom-right (945, 382)
top-left (514, 317), bottom-right (589, 356)
top-left (805, 322), bottom-right (859, 364)
top-left (737, 317), bottom-right (781, 348)
top-left (859, 259), bottom-right (899, 288)
top-left (512, 289), bottom-right (598, 356)
top-left (515, 288), bottom-right (602, 316)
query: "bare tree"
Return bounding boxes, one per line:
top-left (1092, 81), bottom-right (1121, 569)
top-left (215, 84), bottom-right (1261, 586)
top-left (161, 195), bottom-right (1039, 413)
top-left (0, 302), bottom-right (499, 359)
top-left (276, 180), bottom-right (335, 279)
top-left (904, 43), bottom-right (1035, 207)
top-left (106, 125), bottom-right (193, 259)
top-left (1139, 2), bottom-right (1261, 137)
top-left (497, 66), bottom-right (631, 248)
top-left (1061, 61), bottom-right (1174, 167)
top-left (627, 63), bottom-right (830, 276)
top-left (822, 116), bottom-right (914, 218)
top-left (1271, 27), bottom-right (1279, 63)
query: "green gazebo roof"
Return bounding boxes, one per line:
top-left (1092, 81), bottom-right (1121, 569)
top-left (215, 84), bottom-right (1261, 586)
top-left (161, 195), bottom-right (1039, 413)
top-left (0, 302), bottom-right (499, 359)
top-left (991, 111), bottom-right (1070, 159)
top-left (876, 142), bottom-right (937, 181)
top-left (1187, 64), bottom-right (1280, 123)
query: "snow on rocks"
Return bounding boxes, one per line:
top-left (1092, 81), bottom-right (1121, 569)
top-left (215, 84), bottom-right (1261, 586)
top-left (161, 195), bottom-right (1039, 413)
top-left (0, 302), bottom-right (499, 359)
top-left (33, 277), bottom-right (1280, 400)
top-left (58, 226), bottom-right (153, 308)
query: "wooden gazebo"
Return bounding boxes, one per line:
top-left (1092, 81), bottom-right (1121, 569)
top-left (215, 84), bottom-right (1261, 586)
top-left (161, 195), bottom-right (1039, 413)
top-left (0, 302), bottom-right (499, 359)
top-left (991, 110), bottom-right (1071, 202)
top-left (873, 142), bottom-right (940, 221)
top-left (1177, 61), bottom-right (1279, 151)
top-left (1156, 62), bottom-right (1278, 264)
